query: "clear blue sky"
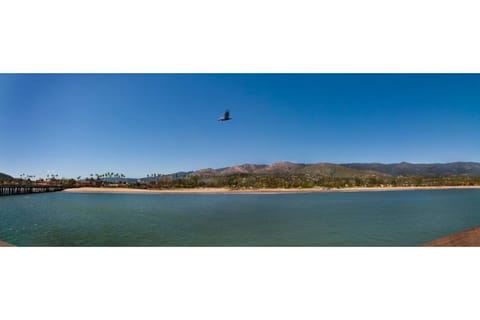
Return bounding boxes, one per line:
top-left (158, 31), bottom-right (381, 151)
top-left (1, 74), bottom-right (479, 178)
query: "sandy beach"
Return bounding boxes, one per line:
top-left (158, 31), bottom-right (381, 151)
top-left (63, 185), bottom-right (480, 194)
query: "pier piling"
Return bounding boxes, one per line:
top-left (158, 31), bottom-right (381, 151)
top-left (0, 185), bottom-right (65, 197)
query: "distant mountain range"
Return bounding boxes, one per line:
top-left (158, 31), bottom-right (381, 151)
top-left (3, 162), bottom-right (480, 182)
top-left (141, 161), bottom-right (480, 180)
top-left (342, 162), bottom-right (480, 177)
top-left (191, 162), bottom-right (381, 178)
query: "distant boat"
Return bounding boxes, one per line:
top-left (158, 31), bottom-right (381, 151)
top-left (218, 110), bottom-right (232, 122)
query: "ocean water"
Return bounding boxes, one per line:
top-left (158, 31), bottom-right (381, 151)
top-left (1, 190), bottom-right (479, 246)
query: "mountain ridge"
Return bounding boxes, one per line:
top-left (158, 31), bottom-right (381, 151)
top-left (144, 161), bottom-right (480, 179)
top-left (341, 162), bottom-right (480, 177)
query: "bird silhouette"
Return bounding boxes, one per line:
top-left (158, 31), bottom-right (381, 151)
top-left (218, 110), bottom-right (232, 122)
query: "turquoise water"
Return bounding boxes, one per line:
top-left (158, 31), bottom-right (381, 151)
top-left (1, 190), bottom-right (480, 246)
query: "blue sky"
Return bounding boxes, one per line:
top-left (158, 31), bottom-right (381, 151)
top-left (0, 74), bottom-right (479, 178)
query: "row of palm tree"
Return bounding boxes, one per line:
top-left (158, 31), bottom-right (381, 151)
top-left (14, 173), bottom-right (70, 186)
top-left (19, 173), bottom-right (36, 181)
top-left (18, 173), bottom-right (60, 182)
top-left (46, 174), bottom-right (59, 181)
top-left (146, 173), bottom-right (164, 179)
top-left (89, 172), bottom-right (126, 181)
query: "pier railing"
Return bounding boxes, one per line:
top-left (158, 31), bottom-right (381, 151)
top-left (0, 185), bottom-right (66, 197)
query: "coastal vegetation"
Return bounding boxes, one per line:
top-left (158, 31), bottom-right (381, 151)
top-left (133, 173), bottom-right (480, 190)
top-left (131, 161), bottom-right (480, 190)
top-left (2, 162), bottom-right (480, 190)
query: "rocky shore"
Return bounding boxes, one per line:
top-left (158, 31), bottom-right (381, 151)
top-left (424, 226), bottom-right (480, 246)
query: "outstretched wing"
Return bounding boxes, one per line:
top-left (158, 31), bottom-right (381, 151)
top-left (224, 110), bottom-right (230, 119)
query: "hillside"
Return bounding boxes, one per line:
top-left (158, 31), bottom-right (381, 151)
top-left (136, 161), bottom-right (480, 189)
top-left (342, 162), bottom-right (480, 177)
top-left (0, 172), bottom-right (13, 181)
top-left (191, 162), bottom-right (385, 178)
top-left (140, 161), bottom-right (480, 180)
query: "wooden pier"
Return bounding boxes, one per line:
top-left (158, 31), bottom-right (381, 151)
top-left (0, 185), bottom-right (65, 197)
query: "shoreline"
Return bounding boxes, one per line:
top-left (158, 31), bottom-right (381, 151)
top-left (63, 185), bottom-right (480, 195)
top-left (0, 241), bottom-right (14, 247)
top-left (424, 226), bottom-right (480, 247)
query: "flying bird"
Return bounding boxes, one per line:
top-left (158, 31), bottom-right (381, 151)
top-left (218, 110), bottom-right (232, 122)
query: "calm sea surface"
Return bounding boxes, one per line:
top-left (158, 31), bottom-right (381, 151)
top-left (1, 190), bottom-right (480, 246)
